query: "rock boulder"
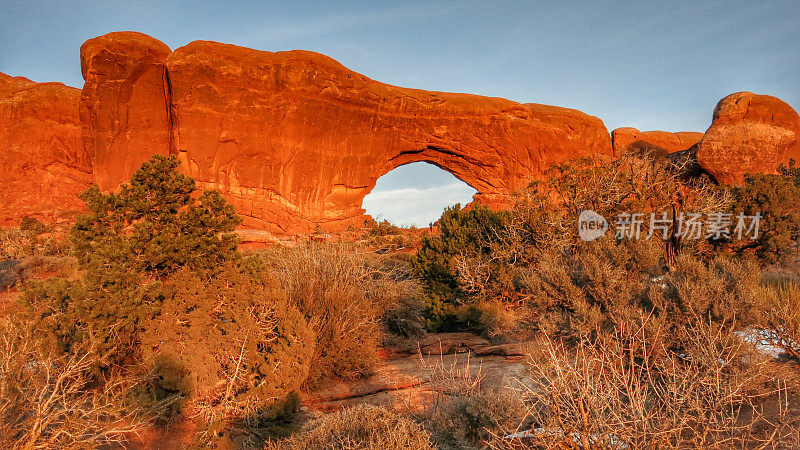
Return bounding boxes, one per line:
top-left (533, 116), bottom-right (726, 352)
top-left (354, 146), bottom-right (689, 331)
top-left (696, 92), bottom-right (800, 184)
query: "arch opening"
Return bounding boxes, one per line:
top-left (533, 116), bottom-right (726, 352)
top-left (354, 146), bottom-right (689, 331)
top-left (362, 161), bottom-right (478, 227)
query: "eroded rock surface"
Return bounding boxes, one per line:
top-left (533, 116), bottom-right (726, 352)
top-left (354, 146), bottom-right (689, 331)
top-left (696, 92), bottom-right (800, 184)
top-left (0, 73), bottom-right (91, 225)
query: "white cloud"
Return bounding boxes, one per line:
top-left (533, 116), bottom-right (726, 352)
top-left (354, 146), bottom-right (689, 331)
top-left (362, 182), bottom-right (477, 227)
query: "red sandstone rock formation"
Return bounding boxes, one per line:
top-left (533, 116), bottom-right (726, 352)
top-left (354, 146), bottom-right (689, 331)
top-left (696, 92), bottom-right (800, 185)
top-left (162, 40), bottom-right (612, 234)
top-left (7, 31), bottom-right (799, 235)
top-left (611, 127), bottom-right (703, 156)
top-left (0, 73), bottom-right (91, 225)
top-left (79, 32), bottom-right (172, 191)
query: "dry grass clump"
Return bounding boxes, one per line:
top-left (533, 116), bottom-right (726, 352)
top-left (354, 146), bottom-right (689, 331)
top-left (266, 403), bottom-right (435, 450)
top-left (0, 256), bottom-right (78, 291)
top-left (412, 350), bottom-right (527, 449)
top-left (426, 390), bottom-right (526, 450)
top-left (501, 319), bottom-right (800, 449)
top-left (1, 219), bottom-right (75, 290)
top-left (261, 243), bottom-right (420, 385)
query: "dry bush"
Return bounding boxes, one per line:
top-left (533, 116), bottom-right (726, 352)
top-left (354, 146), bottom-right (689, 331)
top-left (414, 155), bottom-right (730, 335)
top-left (418, 349), bottom-right (486, 401)
top-left (455, 300), bottom-right (518, 340)
top-left (0, 318), bottom-right (162, 448)
top-left (262, 243), bottom-right (419, 385)
top-left (266, 403), bottom-right (434, 450)
top-left (499, 319), bottom-right (800, 449)
top-left (0, 222), bottom-right (69, 261)
top-left (0, 256), bottom-right (78, 290)
top-left (381, 293), bottom-right (427, 343)
top-left (757, 281), bottom-right (800, 362)
top-left (500, 154), bottom-right (729, 263)
top-left (426, 390), bottom-right (527, 450)
top-left (515, 236), bottom-right (763, 346)
top-left (0, 222), bottom-right (73, 290)
top-left (418, 351), bottom-right (527, 449)
top-left (363, 219), bottom-right (420, 252)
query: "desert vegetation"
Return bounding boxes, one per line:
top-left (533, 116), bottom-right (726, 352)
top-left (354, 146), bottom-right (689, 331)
top-left (2, 153), bottom-right (800, 448)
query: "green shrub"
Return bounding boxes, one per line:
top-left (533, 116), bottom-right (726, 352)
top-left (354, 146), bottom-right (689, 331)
top-left (139, 264), bottom-right (315, 423)
top-left (19, 155), bottom-right (242, 365)
top-left (19, 269), bottom-right (167, 366)
top-left (13, 155), bottom-right (314, 446)
top-left (266, 404), bottom-right (434, 450)
top-left (71, 154), bottom-right (240, 292)
top-left (412, 204), bottom-right (510, 328)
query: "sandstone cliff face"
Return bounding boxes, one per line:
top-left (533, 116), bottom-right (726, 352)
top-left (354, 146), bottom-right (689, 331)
top-left (0, 73), bottom-right (91, 225)
top-left (79, 32), bottom-right (172, 191)
top-left (696, 92), bottom-right (800, 184)
top-left (163, 41), bottom-right (612, 233)
top-left (611, 127), bottom-right (703, 156)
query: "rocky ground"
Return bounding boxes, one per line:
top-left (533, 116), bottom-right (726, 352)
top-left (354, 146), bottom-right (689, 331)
top-left (301, 332), bottom-right (532, 416)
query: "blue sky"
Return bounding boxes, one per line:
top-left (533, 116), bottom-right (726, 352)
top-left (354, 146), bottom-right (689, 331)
top-left (2, 1), bottom-right (798, 226)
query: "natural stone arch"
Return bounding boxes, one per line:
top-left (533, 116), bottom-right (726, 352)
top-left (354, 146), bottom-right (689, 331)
top-left (377, 146), bottom-right (500, 196)
top-left (80, 32), bottom-right (614, 236)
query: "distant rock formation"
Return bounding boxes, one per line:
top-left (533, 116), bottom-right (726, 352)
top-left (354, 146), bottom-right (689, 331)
top-left (611, 127), bottom-right (703, 156)
top-left (696, 92), bottom-right (800, 184)
top-left (2, 32), bottom-right (799, 234)
top-left (0, 73), bottom-right (91, 225)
